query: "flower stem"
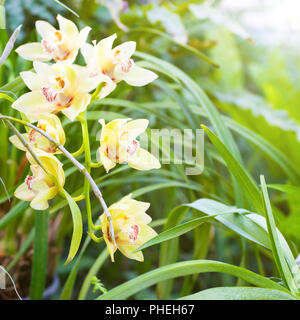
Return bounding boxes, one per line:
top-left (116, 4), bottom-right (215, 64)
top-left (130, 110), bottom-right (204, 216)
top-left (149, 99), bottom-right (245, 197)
top-left (71, 144), bottom-right (85, 157)
top-left (89, 162), bottom-right (103, 168)
top-left (78, 112), bottom-right (98, 233)
top-left (0, 114), bottom-right (116, 246)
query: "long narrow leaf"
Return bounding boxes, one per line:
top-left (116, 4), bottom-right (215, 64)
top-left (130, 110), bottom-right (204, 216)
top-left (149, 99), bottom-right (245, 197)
top-left (179, 287), bottom-right (295, 300)
top-left (30, 211), bottom-right (48, 300)
top-left (260, 175), bottom-right (299, 295)
top-left (63, 190), bottom-right (83, 265)
top-left (97, 260), bottom-right (287, 300)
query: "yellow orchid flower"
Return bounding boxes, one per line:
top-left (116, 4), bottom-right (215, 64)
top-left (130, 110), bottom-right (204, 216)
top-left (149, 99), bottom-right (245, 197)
top-left (81, 34), bottom-right (158, 98)
top-left (98, 118), bottom-right (161, 172)
top-left (15, 152), bottom-right (65, 210)
top-left (9, 114), bottom-right (65, 154)
top-left (12, 61), bottom-right (104, 121)
top-left (100, 194), bottom-right (157, 262)
top-left (16, 15), bottom-right (91, 63)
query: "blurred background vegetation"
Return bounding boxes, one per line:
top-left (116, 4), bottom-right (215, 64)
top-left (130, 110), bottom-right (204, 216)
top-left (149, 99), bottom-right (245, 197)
top-left (1, 0), bottom-right (300, 300)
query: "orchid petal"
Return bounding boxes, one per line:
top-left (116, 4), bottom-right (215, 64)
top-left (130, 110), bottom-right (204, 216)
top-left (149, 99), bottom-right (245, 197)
top-left (61, 93), bottom-right (91, 121)
top-left (128, 148), bottom-right (161, 171)
top-left (99, 147), bottom-right (116, 173)
top-left (96, 34), bottom-right (117, 70)
top-left (15, 182), bottom-right (35, 202)
top-left (122, 65), bottom-right (158, 86)
top-left (57, 14), bottom-right (78, 39)
top-left (124, 119), bottom-right (149, 141)
top-left (12, 91), bottom-right (56, 115)
top-left (20, 71), bottom-right (43, 91)
top-left (15, 43), bottom-right (51, 61)
top-left (98, 77), bottom-right (117, 99)
top-left (78, 26), bottom-right (92, 46)
top-left (30, 186), bottom-right (57, 210)
top-left (36, 20), bottom-right (56, 39)
top-left (81, 43), bottom-right (94, 65)
top-left (9, 134), bottom-right (28, 151)
top-left (113, 41), bottom-right (136, 62)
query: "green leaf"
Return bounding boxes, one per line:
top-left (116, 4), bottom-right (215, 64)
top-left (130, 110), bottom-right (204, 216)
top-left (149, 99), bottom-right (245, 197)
top-left (7, 228), bottom-right (34, 271)
top-left (267, 184), bottom-right (300, 195)
top-left (224, 118), bottom-right (300, 184)
top-left (136, 215), bottom-right (219, 252)
top-left (130, 27), bottom-right (219, 68)
top-left (60, 237), bottom-right (90, 300)
top-left (97, 260), bottom-right (287, 300)
top-left (0, 75), bottom-right (25, 93)
top-left (30, 211), bottom-right (48, 300)
top-left (179, 287), bottom-right (296, 300)
top-left (202, 125), bottom-right (263, 213)
top-left (186, 199), bottom-right (269, 248)
top-left (0, 201), bottom-right (29, 230)
top-left (63, 189), bottom-right (83, 265)
top-left (134, 51), bottom-right (244, 206)
top-left (260, 175), bottom-right (299, 295)
top-left (0, 92), bottom-right (14, 103)
top-left (134, 51), bottom-right (242, 162)
top-left (53, 0), bottom-right (79, 17)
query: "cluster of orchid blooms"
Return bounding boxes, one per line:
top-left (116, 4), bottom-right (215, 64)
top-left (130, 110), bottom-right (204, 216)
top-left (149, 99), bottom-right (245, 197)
top-left (9, 15), bottom-right (161, 262)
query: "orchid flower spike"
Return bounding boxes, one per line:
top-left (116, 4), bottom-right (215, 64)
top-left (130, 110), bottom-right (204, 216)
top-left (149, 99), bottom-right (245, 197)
top-left (9, 114), bottom-right (65, 154)
top-left (16, 15), bottom-right (91, 64)
top-left (81, 34), bottom-right (158, 99)
top-left (98, 118), bottom-right (161, 172)
top-left (101, 194), bottom-right (157, 262)
top-left (15, 152), bottom-right (65, 210)
top-left (12, 61), bottom-right (105, 121)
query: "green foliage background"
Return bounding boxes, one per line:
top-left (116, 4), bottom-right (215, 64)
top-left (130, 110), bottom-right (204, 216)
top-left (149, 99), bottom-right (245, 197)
top-left (1, 0), bottom-right (300, 300)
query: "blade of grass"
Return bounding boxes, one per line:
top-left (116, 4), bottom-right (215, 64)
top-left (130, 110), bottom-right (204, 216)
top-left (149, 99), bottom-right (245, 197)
top-left (202, 125), bottom-right (263, 213)
top-left (97, 260), bottom-right (288, 300)
top-left (7, 228), bottom-right (34, 271)
top-left (62, 189), bottom-right (83, 265)
top-left (130, 27), bottom-right (220, 68)
top-left (60, 236), bottom-right (90, 300)
top-left (179, 287), bottom-right (296, 300)
top-left (260, 175), bottom-right (299, 295)
top-left (29, 211), bottom-right (48, 300)
top-left (0, 201), bottom-right (29, 230)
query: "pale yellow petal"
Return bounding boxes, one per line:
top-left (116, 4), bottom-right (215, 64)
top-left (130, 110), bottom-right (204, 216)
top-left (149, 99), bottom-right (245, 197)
top-left (122, 65), bottom-right (158, 86)
top-left (57, 14), bottom-right (78, 39)
top-left (98, 78), bottom-right (117, 99)
top-left (15, 182), bottom-right (35, 202)
top-left (30, 186), bottom-right (57, 210)
top-left (39, 153), bottom-right (65, 187)
top-left (12, 92), bottom-right (56, 115)
top-left (128, 148), bottom-right (161, 171)
top-left (116, 231), bottom-right (144, 262)
top-left (20, 71), bottom-right (42, 91)
top-left (15, 43), bottom-right (51, 61)
top-left (103, 234), bottom-right (117, 262)
top-left (74, 65), bottom-right (107, 92)
top-left (55, 63), bottom-right (77, 89)
top-left (36, 20), bottom-right (56, 39)
top-left (124, 119), bottom-right (149, 141)
top-left (78, 26), bottom-right (92, 46)
top-left (119, 195), bottom-right (152, 224)
top-left (33, 61), bottom-right (55, 81)
top-left (96, 34), bottom-right (117, 70)
top-left (113, 41), bottom-right (136, 62)
top-left (99, 147), bottom-right (116, 173)
top-left (81, 43), bottom-right (94, 65)
top-left (9, 134), bottom-right (28, 151)
top-left (61, 93), bottom-right (91, 121)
